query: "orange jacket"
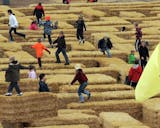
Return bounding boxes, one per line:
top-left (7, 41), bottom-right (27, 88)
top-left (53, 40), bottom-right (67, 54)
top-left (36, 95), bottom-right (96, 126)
top-left (32, 43), bottom-right (47, 58)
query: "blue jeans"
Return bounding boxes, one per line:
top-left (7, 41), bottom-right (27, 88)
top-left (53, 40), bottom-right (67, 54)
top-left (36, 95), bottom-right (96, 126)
top-left (8, 82), bottom-right (21, 94)
top-left (101, 48), bottom-right (111, 57)
top-left (78, 82), bottom-right (90, 102)
top-left (55, 48), bottom-right (70, 64)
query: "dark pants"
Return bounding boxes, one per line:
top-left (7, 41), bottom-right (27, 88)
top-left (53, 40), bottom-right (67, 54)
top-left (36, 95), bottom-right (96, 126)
top-left (9, 27), bottom-right (25, 41)
top-left (78, 82), bottom-right (90, 102)
top-left (140, 59), bottom-right (147, 69)
top-left (77, 29), bottom-right (84, 40)
top-left (36, 16), bottom-right (42, 24)
top-left (55, 48), bottom-right (70, 64)
top-left (135, 39), bottom-right (141, 51)
top-left (130, 82), bottom-right (137, 89)
top-left (38, 58), bottom-right (42, 68)
top-left (8, 82), bottom-right (21, 94)
top-left (43, 34), bottom-right (52, 45)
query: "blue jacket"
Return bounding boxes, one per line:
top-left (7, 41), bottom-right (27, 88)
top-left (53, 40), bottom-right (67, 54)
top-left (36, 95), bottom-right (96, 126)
top-left (40, 20), bottom-right (53, 35)
top-left (39, 81), bottom-right (50, 92)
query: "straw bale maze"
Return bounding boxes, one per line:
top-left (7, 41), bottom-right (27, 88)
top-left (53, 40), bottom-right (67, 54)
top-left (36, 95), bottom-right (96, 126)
top-left (0, 1), bottom-right (160, 128)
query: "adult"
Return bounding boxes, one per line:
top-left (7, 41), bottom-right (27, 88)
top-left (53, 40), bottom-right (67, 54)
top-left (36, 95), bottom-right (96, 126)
top-left (134, 23), bottom-right (142, 51)
top-left (139, 41), bottom-right (149, 69)
top-left (70, 64), bottom-right (91, 103)
top-left (33, 2), bottom-right (45, 24)
top-left (5, 57), bottom-right (29, 96)
top-left (75, 15), bottom-right (86, 44)
top-left (31, 38), bottom-right (51, 68)
top-left (98, 36), bottom-right (113, 57)
top-left (8, 9), bottom-right (25, 42)
top-left (53, 31), bottom-right (70, 65)
top-left (128, 60), bottom-right (143, 88)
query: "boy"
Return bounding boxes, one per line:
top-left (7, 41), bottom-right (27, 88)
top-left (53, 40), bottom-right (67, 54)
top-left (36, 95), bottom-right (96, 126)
top-left (39, 73), bottom-right (50, 92)
top-left (128, 50), bottom-right (136, 64)
top-left (31, 38), bottom-right (51, 68)
top-left (5, 57), bottom-right (29, 96)
top-left (70, 64), bottom-right (91, 103)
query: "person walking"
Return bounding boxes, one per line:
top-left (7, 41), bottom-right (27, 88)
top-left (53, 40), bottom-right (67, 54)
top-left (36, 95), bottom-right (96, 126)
top-left (75, 15), bottom-right (86, 44)
top-left (98, 36), bottom-right (113, 57)
top-left (39, 73), bottom-right (50, 92)
top-left (39, 16), bottom-right (54, 47)
top-left (31, 38), bottom-right (51, 68)
top-left (128, 60), bottom-right (143, 88)
top-left (33, 2), bottom-right (45, 24)
top-left (70, 64), bottom-right (91, 103)
top-left (134, 23), bottom-right (142, 51)
top-left (139, 41), bottom-right (149, 69)
top-left (8, 9), bottom-right (26, 42)
top-left (53, 31), bottom-right (70, 65)
top-left (5, 57), bottom-right (29, 96)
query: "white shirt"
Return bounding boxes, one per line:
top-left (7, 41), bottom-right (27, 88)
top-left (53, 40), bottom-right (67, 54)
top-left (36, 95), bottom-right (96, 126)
top-left (9, 14), bottom-right (18, 28)
top-left (28, 70), bottom-right (37, 79)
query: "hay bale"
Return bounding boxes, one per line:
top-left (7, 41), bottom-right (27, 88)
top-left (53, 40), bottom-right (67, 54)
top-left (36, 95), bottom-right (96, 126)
top-left (100, 112), bottom-right (145, 128)
top-left (57, 90), bottom-right (135, 109)
top-left (59, 84), bottom-right (133, 93)
top-left (0, 92), bottom-right (57, 123)
top-left (143, 98), bottom-right (160, 128)
top-left (68, 100), bottom-right (142, 119)
top-left (58, 109), bottom-right (96, 116)
top-left (119, 126), bottom-right (150, 128)
top-left (120, 11), bottom-right (145, 17)
top-left (29, 113), bottom-right (100, 128)
top-left (27, 124), bottom-right (89, 128)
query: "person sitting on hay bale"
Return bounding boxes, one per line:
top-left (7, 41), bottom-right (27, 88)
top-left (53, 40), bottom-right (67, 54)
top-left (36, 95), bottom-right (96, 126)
top-left (28, 65), bottom-right (37, 79)
top-left (39, 73), bottom-right (50, 92)
top-left (98, 35), bottom-right (113, 57)
top-left (70, 64), bottom-right (91, 103)
top-left (5, 57), bottom-right (29, 96)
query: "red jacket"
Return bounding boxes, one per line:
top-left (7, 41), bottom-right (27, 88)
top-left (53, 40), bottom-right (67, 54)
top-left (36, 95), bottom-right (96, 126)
top-left (128, 65), bottom-right (142, 83)
top-left (71, 69), bottom-right (88, 85)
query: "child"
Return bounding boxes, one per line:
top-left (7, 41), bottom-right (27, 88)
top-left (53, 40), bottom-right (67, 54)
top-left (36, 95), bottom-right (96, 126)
top-left (29, 21), bottom-right (38, 30)
top-left (31, 38), bottom-right (51, 68)
top-left (28, 65), bottom-right (37, 79)
top-left (39, 16), bottom-right (54, 46)
top-left (128, 50), bottom-right (136, 64)
top-left (70, 64), bottom-right (91, 103)
top-left (39, 73), bottom-right (50, 92)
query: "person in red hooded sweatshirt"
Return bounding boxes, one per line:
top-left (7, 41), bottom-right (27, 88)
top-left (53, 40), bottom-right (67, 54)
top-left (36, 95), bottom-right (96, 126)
top-left (33, 2), bottom-right (45, 24)
top-left (128, 59), bottom-right (143, 88)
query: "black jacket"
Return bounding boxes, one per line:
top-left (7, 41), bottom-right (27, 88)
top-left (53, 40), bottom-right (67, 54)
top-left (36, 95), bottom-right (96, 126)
top-left (98, 38), bottom-right (113, 49)
top-left (5, 61), bottom-right (28, 82)
top-left (76, 19), bottom-right (86, 31)
top-left (39, 81), bottom-right (50, 92)
top-left (53, 36), bottom-right (66, 49)
top-left (139, 46), bottom-right (149, 60)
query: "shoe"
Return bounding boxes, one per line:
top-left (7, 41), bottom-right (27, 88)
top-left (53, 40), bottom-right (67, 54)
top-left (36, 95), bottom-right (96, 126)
top-left (5, 93), bottom-right (12, 96)
top-left (17, 92), bottom-right (23, 96)
top-left (56, 61), bottom-right (61, 63)
top-left (24, 35), bottom-right (26, 39)
top-left (79, 40), bottom-right (82, 44)
top-left (79, 101), bottom-right (84, 103)
top-left (83, 39), bottom-right (85, 44)
top-left (88, 93), bottom-right (91, 100)
top-left (64, 63), bottom-right (70, 65)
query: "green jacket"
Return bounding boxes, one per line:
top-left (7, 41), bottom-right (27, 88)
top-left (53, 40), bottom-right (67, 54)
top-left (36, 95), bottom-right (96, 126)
top-left (128, 54), bottom-right (136, 64)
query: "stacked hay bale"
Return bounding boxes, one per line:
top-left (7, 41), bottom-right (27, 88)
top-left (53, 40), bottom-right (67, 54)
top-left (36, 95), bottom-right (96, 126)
top-left (99, 112), bottom-right (149, 128)
top-left (0, 92), bottom-right (57, 126)
top-left (143, 98), bottom-right (160, 128)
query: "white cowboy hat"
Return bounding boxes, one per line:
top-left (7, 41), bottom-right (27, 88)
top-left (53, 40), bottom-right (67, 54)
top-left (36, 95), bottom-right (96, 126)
top-left (74, 64), bottom-right (81, 70)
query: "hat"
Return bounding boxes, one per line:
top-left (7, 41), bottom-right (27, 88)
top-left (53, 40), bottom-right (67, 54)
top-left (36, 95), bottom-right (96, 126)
top-left (9, 56), bottom-right (16, 62)
top-left (45, 16), bottom-right (51, 21)
top-left (74, 64), bottom-right (81, 70)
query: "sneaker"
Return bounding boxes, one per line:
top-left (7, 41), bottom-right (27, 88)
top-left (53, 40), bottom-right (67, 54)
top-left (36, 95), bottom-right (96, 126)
top-left (5, 93), bottom-right (12, 96)
top-left (79, 101), bottom-right (84, 103)
top-left (56, 61), bottom-right (61, 64)
top-left (79, 40), bottom-right (82, 44)
top-left (88, 93), bottom-right (91, 100)
top-left (83, 39), bottom-right (85, 44)
top-left (17, 92), bottom-right (23, 96)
